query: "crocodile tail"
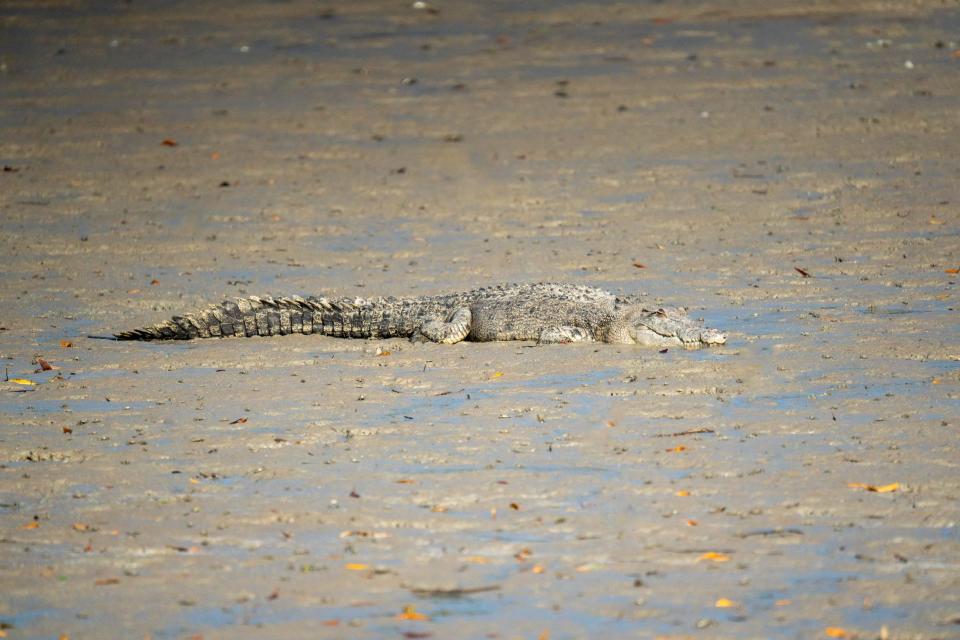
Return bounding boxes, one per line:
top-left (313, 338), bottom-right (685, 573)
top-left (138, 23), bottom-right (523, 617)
top-left (114, 295), bottom-right (335, 340)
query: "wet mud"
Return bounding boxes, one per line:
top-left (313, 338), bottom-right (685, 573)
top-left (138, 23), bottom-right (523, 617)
top-left (1, 0), bottom-right (958, 638)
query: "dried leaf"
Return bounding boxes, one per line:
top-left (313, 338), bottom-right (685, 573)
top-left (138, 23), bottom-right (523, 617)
top-left (72, 523), bottom-right (89, 532)
top-left (397, 605), bottom-right (430, 621)
top-left (715, 598), bottom-right (737, 608)
top-left (675, 490), bottom-right (690, 497)
top-left (666, 445), bottom-right (687, 453)
top-left (345, 563), bottom-right (369, 571)
top-left (95, 577), bottom-right (120, 586)
top-left (532, 564), bottom-right (545, 574)
top-left (396, 478), bottom-right (415, 484)
top-left (944, 268), bottom-right (959, 274)
top-left (161, 138), bottom-right (178, 147)
top-left (9, 378), bottom-right (37, 386)
top-left (22, 521), bottom-right (39, 530)
top-left (490, 371), bottom-right (504, 379)
top-left (267, 588), bottom-right (279, 600)
top-left (794, 266), bottom-right (812, 278)
top-left (230, 417), bottom-right (248, 424)
top-left (686, 519), bottom-right (698, 526)
top-left (825, 628), bottom-right (848, 638)
top-left (848, 482), bottom-right (899, 493)
top-left (62, 426), bottom-right (73, 434)
top-left (509, 502), bottom-right (520, 511)
top-left (514, 548), bottom-right (533, 562)
top-left (150, 279), bottom-right (160, 285)
top-left (462, 556), bottom-right (490, 564)
top-left (60, 339), bottom-right (73, 348)
top-left (36, 358), bottom-right (54, 371)
top-left (698, 552), bottom-right (730, 562)
top-left (633, 262), bottom-right (646, 269)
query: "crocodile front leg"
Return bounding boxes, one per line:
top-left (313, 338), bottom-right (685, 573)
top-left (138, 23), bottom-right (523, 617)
top-left (537, 326), bottom-right (594, 345)
top-left (411, 307), bottom-right (472, 344)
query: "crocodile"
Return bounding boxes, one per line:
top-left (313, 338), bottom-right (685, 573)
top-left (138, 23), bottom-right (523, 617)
top-left (111, 282), bottom-right (726, 348)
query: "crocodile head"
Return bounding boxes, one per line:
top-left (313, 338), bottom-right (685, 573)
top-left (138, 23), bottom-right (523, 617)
top-left (618, 306), bottom-right (726, 348)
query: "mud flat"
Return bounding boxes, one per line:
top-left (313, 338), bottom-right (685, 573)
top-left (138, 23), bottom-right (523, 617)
top-left (0, 0), bottom-right (958, 637)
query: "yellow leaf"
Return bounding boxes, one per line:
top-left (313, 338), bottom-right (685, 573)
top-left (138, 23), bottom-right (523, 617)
top-left (825, 628), bottom-right (848, 638)
top-left (344, 563), bottom-right (369, 571)
top-left (531, 564), bottom-right (545, 574)
top-left (945, 268), bottom-right (960, 274)
top-left (490, 371), bottom-right (504, 379)
top-left (9, 378), bottom-right (37, 386)
top-left (698, 552), bottom-right (730, 562)
top-left (675, 490), bottom-right (690, 497)
top-left (849, 482), bottom-right (900, 493)
top-left (60, 339), bottom-right (73, 348)
top-left (397, 605), bottom-right (429, 621)
top-left (462, 556), bottom-right (489, 564)
top-left (22, 521), bottom-right (39, 530)
top-left (72, 523), bottom-right (89, 532)
top-left (932, 378), bottom-right (941, 384)
top-left (714, 598), bottom-right (737, 608)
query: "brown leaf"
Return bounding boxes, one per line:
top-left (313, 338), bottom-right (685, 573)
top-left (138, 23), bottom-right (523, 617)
top-left (230, 417), bottom-right (248, 424)
top-left (36, 358), bottom-right (54, 371)
top-left (22, 521), bottom-right (39, 530)
top-left (161, 139), bottom-right (178, 147)
top-left (62, 426), bottom-right (73, 434)
top-left (59, 339), bottom-right (73, 348)
top-left (95, 577), bottom-right (120, 586)
top-left (509, 502), bottom-right (520, 510)
top-left (267, 588), bottom-right (279, 601)
top-left (794, 266), bottom-right (811, 278)
top-left (150, 279), bottom-right (160, 285)
top-left (944, 267), bottom-right (959, 274)
top-left (72, 523), bottom-right (89, 532)
top-left (633, 262), bottom-right (646, 269)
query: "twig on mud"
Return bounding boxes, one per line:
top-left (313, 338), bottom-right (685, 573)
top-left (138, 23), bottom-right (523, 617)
top-left (652, 427), bottom-right (715, 438)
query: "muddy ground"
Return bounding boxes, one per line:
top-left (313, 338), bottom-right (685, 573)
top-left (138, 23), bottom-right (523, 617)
top-left (1, 0), bottom-right (958, 638)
